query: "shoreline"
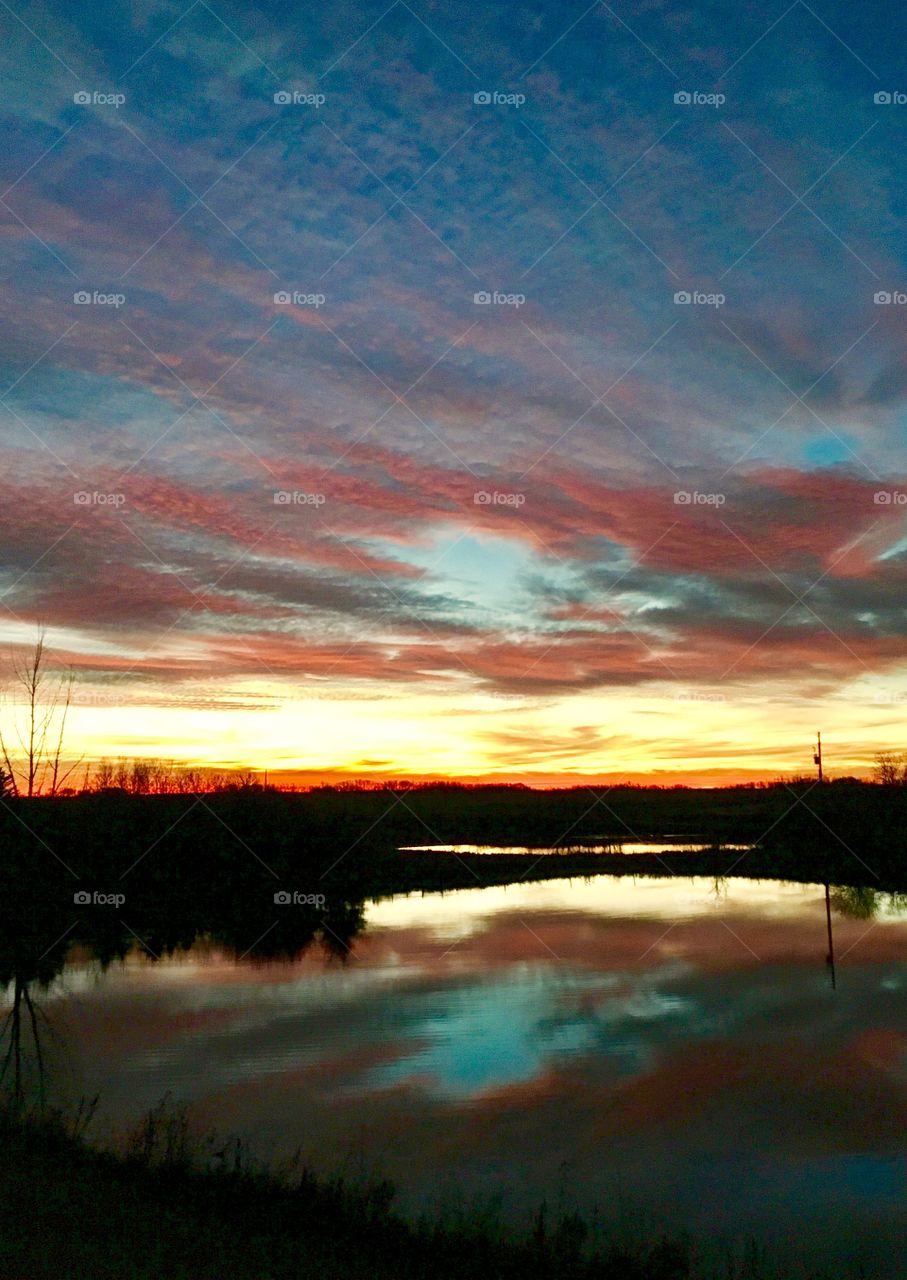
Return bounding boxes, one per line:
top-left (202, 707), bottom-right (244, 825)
top-left (0, 1101), bottom-right (856, 1280)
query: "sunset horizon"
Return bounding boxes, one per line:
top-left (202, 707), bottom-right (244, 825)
top-left (0, 632), bottom-right (885, 789)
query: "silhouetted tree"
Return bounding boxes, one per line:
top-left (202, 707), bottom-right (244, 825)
top-left (89, 757), bottom-right (250, 794)
top-left (0, 630), bottom-right (81, 796)
top-left (873, 750), bottom-right (907, 785)
top-left (90, 759), bottom-right (120, 792)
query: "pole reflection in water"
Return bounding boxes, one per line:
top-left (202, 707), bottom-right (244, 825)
top-left (825, 882), bottom-right (836, 990)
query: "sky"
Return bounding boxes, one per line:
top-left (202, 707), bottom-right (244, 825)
top-left (2, 0), bottom-right (907, 784)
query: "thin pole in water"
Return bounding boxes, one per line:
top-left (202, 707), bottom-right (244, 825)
top-left (825, 882), bottom-right (836, 990)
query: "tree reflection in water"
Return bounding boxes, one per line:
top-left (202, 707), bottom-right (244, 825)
top-left (0, 894), bottom-right (368, 1109)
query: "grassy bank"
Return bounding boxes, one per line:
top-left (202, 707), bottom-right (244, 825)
top-left (0, 1102), bottom-right (842, 1280)
top-left (0, 1101), bottom-right (689, 1279)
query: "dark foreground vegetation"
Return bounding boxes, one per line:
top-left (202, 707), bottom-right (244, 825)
top-left (3, 777), bottom-right (906, 900)
top-left (0, 1100), bottom-right (855, 1280)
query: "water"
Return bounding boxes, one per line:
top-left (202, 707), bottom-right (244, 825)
top-left (18, 875), bottom-right (907, 1276)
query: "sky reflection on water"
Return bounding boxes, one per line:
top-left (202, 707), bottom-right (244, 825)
top-left (28, 876), bottom-right (907, 1277)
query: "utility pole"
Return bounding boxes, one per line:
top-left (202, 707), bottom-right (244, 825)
top-left (813, 732), bottom-right (824, 783)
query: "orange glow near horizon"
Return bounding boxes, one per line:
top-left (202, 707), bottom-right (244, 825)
top-left (42, 676), bottom-right (890, 788)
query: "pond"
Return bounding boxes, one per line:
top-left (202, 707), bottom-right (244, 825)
top-left (17, 875), bottom-right (907, 1277)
